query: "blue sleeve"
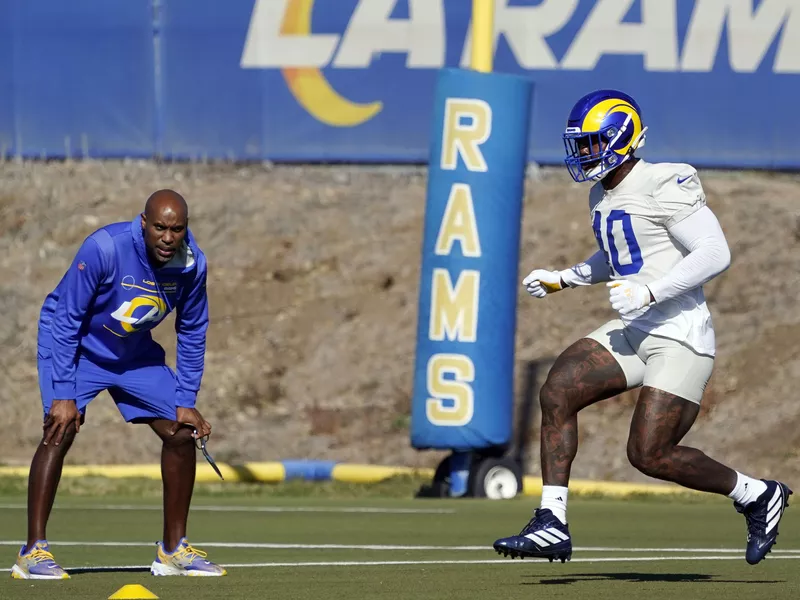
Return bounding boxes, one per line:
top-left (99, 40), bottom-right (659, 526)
top-left (174, 258), bottom-right (209, 408)
top-left (51, 238), bottom-right (106, 399)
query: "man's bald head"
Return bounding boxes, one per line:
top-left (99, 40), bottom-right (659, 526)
top-left (144, 189), bottom-right (188, 221)
top-left (141, 189), bottom-right (189, 268)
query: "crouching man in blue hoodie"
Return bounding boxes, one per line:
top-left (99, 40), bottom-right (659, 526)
top-left (11, 189), bottom-right (226, 579)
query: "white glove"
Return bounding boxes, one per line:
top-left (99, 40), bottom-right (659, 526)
top-left (607, 281), bottom-right (653, 316)
top-left (522, 269), bottom-right (564, 298)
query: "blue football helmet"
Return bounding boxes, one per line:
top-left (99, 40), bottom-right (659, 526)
top-left (563, 89), bottom-right (647, 183)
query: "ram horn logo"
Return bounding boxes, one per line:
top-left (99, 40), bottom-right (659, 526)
top-left (279, 0), bottom-right (382, 127)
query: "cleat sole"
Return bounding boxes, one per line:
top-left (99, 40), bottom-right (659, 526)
top-left (150, 562), bottom-right (226, 577)
top-left (10, 564), bottom-right (69, 580)
top-left (493, 541), bottom-right (572, 563)
top-left (495, 546), bottom-right (572, 562)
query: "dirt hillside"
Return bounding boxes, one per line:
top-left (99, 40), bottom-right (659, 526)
top-left (1, 160), bottom-right (799, 488)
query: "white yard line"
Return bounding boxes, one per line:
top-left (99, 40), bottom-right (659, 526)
top-left (0, 540), bottom-right (798, 554)
top-left (2, 554), bottom-right (799, 572)
top-left (204, 555), bottom-right (800, 567)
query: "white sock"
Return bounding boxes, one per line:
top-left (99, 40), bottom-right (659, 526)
top-left (540, 485), bottom-right (569, 524)
top-left (728, 472), bottom-right (767, 506)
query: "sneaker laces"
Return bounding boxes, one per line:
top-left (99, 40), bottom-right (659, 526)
top-left (174, 543), bottom-right (208, 564)
top-left (27, 547), bottom-right (56, 564)
top-left (737, 503), bottom-right (767, 540)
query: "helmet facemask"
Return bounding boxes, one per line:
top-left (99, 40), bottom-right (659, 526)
top-left (563, 115), bottom-right (648, 183)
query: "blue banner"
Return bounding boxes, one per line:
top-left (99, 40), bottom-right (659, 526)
top-left (159, 0), bottom-right (267, 159)
top-left (410, 69), bottom-right (532, 451)
top-left (0, 0), bottom-right (155, 158)
top-left (1, 0), bottom-right (799, 167)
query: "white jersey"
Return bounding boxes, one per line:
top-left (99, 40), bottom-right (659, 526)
top-left (588, 160), bottom-right (715, 356)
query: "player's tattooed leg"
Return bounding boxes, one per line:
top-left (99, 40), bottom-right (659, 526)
top-left (626, 387), bottom-right (736, 494)
top-left (540, 338), bottom-right (628, 486)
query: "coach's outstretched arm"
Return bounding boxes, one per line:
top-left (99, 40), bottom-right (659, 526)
top-left (172, 254), bottom-right (210, 437)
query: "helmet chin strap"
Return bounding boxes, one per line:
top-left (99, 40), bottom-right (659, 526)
top-left (584, 162), bottom-right (606, 181)
top-left (584, 152), bottom-right (629, 181)
top-left (631, 126), bottom-right (648, 151)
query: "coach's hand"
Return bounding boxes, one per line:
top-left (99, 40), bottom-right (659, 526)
top-left (174, 407), bottom-right (212, 439)
top-left (522, 269), bottom-right (565, 298)
top-left (43, 400), bottom-right (81, 446)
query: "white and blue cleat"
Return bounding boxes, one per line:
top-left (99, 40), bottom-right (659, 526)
top-left (735, 479), bottom-right (792, 565)
top-left (493, 508), bottom-right (572, 563)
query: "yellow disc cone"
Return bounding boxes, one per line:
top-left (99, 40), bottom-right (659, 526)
top-left (108, 584), bottom-right (159, 599)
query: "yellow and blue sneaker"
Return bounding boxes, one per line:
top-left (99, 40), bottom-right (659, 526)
top-left (10, 540), bottom-right (69, 580)
top-left (150, 538), bottom-right (227, 577)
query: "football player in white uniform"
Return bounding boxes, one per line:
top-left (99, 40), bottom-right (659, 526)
top-left (493, 90), bottom-right (790, 565)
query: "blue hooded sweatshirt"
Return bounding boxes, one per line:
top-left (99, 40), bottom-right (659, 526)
top-left (38, 216), bottom-right (209, 408)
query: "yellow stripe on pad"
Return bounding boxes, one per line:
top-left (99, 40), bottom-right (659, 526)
top-left (522, 476), bottom-right (699, 497)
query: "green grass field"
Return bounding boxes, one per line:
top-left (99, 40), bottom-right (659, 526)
top-left (0, 478), bottom-right (797, 600)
